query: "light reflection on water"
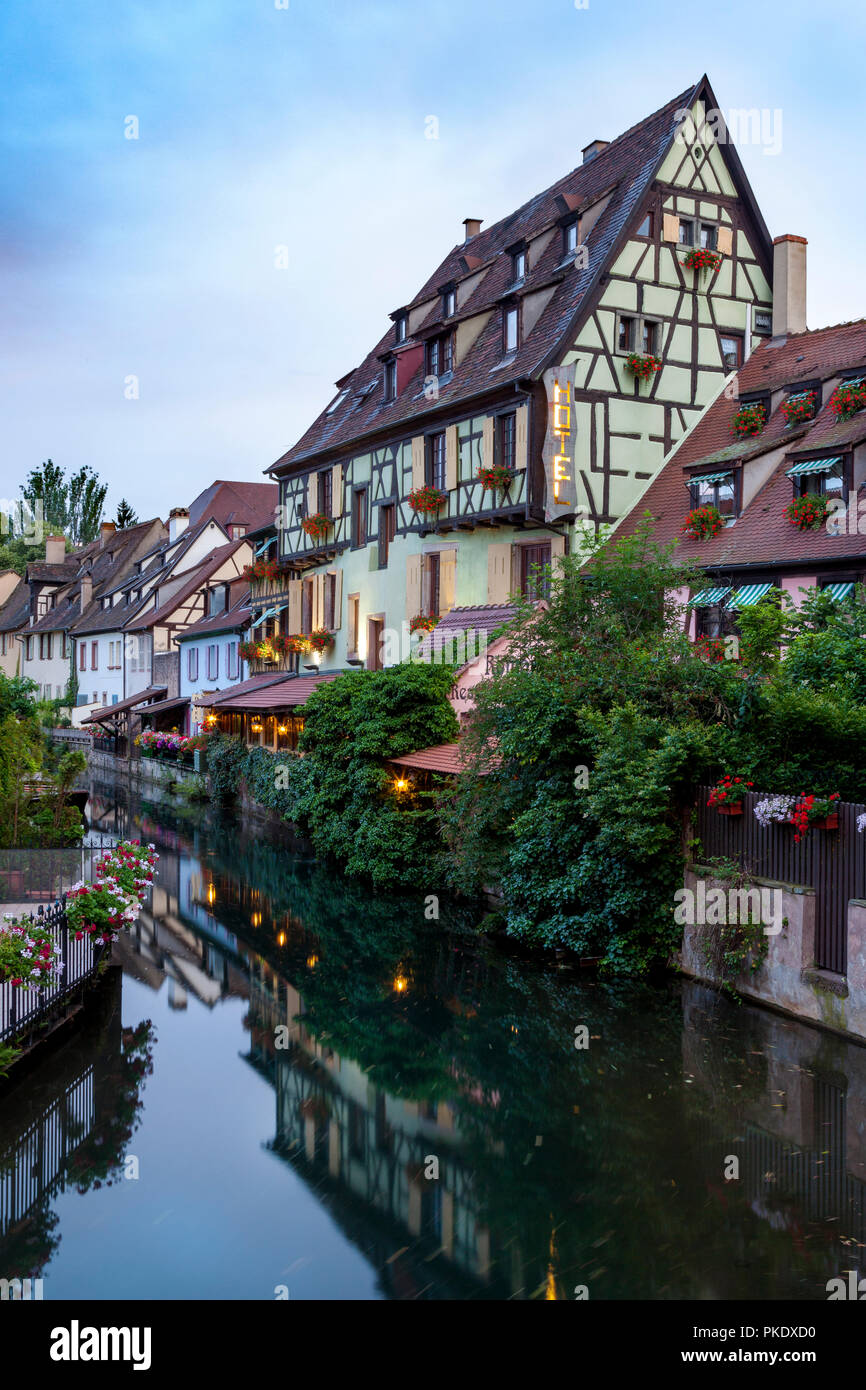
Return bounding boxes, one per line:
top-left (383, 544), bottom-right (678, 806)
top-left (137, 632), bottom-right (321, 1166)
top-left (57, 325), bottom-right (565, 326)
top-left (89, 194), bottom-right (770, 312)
top-left (1, 776), bottom-right (866, 1301)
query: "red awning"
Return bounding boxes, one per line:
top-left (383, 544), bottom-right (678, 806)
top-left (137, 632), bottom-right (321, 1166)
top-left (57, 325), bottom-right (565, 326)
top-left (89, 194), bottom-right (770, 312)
top-left (214, 673), bottom-right (342, 712)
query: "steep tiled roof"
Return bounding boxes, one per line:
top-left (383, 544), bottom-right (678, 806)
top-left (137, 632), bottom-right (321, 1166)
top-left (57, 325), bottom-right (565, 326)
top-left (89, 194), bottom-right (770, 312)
top-left (123, 540), bottom-right (247, 631)
top-left (176, 597), bottom-right (251, 639)
top-left (0, 578), bottom-right (29, 634)
top-left (212, 672), bottom-right (343, 711)
top-left (615, 319), bottom-right (866, 570)
top-left (271, 79), bottom-right (765, 475)
top-left (188, 480), bottom-right (278, 530)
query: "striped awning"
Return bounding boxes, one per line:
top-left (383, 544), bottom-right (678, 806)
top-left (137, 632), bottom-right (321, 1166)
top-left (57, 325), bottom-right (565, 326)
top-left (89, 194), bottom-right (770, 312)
top-left (727, 582), bottom-right (774, 609)
top-left (786, 456), bottom-right (842, 478)
top-left (686, 471), bottom-right (733, 488)
top-left (255, 539), bottom-right (272, 557)
top-left (822, 581), bottom-right (855, 602)
top-left (688, 585), bottom-right (731, 607)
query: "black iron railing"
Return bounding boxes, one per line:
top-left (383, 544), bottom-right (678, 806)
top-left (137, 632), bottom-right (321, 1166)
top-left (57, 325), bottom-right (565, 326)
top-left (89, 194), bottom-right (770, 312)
top-left (0, 900), bottom-right (107, 1046)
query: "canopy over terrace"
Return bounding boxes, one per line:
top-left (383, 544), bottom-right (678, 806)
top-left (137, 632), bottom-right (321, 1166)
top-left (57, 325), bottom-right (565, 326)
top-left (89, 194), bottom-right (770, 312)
top-left (200, 671), bottom-right (343, 752)
top-left (138, 695), bottom-right (191, 733)
top-left (82, 685), bottom-right (168, 756)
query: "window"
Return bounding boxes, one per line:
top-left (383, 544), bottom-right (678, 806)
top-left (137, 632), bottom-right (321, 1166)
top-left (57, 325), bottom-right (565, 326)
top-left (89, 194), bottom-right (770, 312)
top-left (690, 471), bottom-right (737, 521)
top-left (636, 211), bottom-right (654, 238)
top-left (696, 603), bottom-right (736, 642)
top-left (618, 316), bottom-right (635, 352)
top-left (25, 636), bottom-right (33, 661)
top-left (326, 389), bottom-right (348, 415)
top-left (564, 221), bottom-right (578, 255)
top-left (642, 320), bottom-right (660, 355)
top-left (206, 645), bottom-right (219, 680)
top-left (318, 469), bottom-right (333, 516)
top-left (796, 459), bottom-right (845, 501)
top-left (227, 642), bottom-right (239, 679)
top-left (423, 552), bottom-right (441, 617)
top-left (324, 572), bottom-right (337, 629)
top-left (427, 333), bottom-right (453, 378)
top-left (720, 333), bottom-right (743, 371)
top-left (441, 286), bottom-right (455, 318)
top-left (384, 358), bottom-right (397, 401)
top-left (91, 641), bottom-right (98, 670)
top-left (39, 634), bottom-right (52, 660)
top-left (61, 634), bottom-right (69, 659)
top-left (188, 647), bottom-right (199, 681)
top-left (348, 594), bottom-right (360, 654)
top-left (302, 578), bottom-right (314, 633)
top-left (427, 433), bottom-right (446, 491)
top-left (498, 412), bottom-right (516, 471)
top-left (395, 314), bottom-right (407, 344)
top-left (0, 636), bottom-right (5, 656)
top-left (37, 593), bottom-right (50, 617)
top-left (503, 305), bottom-right (519, 355)
top-left (678, 219), bottom-right (694, 247)
top-left (79, 642), bottom-right (86, 671)
top-left (378, 503), bottom-right (396, 568)
top-left (700, 223), bottom-right (717, 250)
top-left (208, 585), bottom-right (228, 616)
top-left (511, 247), bottom-right (526, 282)
top-left (352, 488), bottom-right (368, 547)
top-left (520, 543), bottom-right (552, 600)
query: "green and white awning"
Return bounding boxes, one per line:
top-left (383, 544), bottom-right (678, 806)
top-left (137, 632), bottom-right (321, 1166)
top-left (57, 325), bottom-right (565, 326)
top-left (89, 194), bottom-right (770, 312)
top-left (251, 602), bottom-right (288, 628)
top-left (786, 456), bottom-right (842, 478)
top-left (686, 471), bottom-right (733, 487)
top-left (727, 582), bottom-right (774, 609)
top-left (688, 585), bottom-right (731, 607)
top-left (255, 540), bottom-right (272, 557)
top-left (822, 581), bottom-right (855, 602)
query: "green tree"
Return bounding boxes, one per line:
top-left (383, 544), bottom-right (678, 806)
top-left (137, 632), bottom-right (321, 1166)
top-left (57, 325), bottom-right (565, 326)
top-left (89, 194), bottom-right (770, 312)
top-left (21, 460), bottom-right (107, 545)
top-left (115, 498), bottom-right (138, 529)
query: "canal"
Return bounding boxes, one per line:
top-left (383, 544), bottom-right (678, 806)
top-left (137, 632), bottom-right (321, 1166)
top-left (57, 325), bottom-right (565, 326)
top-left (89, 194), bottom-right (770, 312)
top-left (2, 772), bottom-right (865, 1301)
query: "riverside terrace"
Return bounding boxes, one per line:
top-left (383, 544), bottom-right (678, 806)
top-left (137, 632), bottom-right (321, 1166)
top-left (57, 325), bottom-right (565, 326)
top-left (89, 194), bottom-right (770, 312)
top-left (200, 672), bottom-right (343, 751)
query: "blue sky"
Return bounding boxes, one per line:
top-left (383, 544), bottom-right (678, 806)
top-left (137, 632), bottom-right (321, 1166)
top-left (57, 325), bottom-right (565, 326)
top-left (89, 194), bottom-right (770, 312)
top-left (1, 0), bottom-right (864, 523)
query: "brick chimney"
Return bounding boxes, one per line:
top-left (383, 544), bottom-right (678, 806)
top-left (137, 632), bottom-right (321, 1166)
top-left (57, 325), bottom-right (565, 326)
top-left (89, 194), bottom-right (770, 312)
top-left (169, 507), bottom-right (189, 543)
top-left (44, 535), bottom-right (65, 565)
top-left (582, 139), bottom-right (609, 164)
top-left (772, 235), bottom-right (807, 338)
top-left (463, 217), bottom-right (482, 241)
top-left (100, 520), bottom-right (117, 547)
top-left (80, 574), bottom-right (93, 612)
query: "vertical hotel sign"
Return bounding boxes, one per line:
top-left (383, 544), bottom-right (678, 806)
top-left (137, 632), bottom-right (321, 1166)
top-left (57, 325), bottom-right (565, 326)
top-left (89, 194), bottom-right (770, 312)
top-left (542, 365), bottom-right (578, 523)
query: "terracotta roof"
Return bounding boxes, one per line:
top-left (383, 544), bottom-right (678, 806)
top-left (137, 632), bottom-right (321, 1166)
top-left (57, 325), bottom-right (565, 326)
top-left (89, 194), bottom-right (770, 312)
top-left (188, 481), bottom-right (278, 530)
top-left (123, 540), bottom-right (247, 631)
top-left (201, 672), bottom-right (296, 707)
top-left (175, 598), bottom-right (251, 639)
top-left (212, 672), bottom-right (343, 711)
top-left (269, 77), bottom-right (769, 476)
top-left (389, 743), bottom-right (467, 775)
top-left (413, 604), bottom-right (519, 660)
top-left (615, 319), bottom-right (866, 571)
top-left (83, 686), bottom-right (167, 724)
top-left (0, 579), bottom-right (29, 634)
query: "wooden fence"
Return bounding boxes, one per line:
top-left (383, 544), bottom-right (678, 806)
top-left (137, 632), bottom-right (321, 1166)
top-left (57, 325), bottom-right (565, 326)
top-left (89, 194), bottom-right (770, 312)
top-left (696, 787), bottom-right (866, 975)
top-left (0, 901), bottom-right (106, 1046)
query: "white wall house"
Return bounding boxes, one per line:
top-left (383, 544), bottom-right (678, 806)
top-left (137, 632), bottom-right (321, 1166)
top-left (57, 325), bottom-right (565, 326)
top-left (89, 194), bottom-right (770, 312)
top-left (177, 599), bottom-right (251, 732)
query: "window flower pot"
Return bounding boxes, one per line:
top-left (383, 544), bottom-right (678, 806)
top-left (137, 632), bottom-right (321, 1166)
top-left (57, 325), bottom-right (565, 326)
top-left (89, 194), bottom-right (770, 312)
top-left (477, 465), bottom-right (516, 491)
top-left (683, 247), bottom-right (721, 272)
top-left (717, 803), bottom-right (743, 816)
top-left (624, 352), bottom-right (662, 382)
top-left (731, 403), bottom-right (766, 438)
top-left (681, 504), bottom-right (725, 540)
top-left (408, 486), bottom-right (447, 515)
top-left (302, 512), bottom-right (331, 540)
top-left (829, 382), bottom-right (866, 421)
top-left (780, 391), bottom-right (818, 426)
top-left (813, 813), bottom-right (839, 830)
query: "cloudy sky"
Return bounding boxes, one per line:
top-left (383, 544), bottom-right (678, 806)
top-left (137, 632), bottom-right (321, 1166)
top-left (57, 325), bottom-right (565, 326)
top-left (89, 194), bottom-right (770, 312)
top-left (2, 0), bottom-right (864, 524)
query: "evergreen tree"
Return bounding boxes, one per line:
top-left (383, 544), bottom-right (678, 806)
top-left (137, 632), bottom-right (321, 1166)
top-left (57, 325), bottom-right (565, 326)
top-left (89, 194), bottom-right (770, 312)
top-left (115, 498), bottom-right (138, 529)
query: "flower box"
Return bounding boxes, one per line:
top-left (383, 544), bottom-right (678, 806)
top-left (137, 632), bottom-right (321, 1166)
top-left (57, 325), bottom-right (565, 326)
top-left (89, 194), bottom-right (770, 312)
top-left (681, 504), bottom-right (725, 541)
top-left (302, 512), bottom-right (332, 540)
top-left (785, 492), bottom-right (831, 531)
top-left (308, 628), bottom-right (334, 654)
top-left (780, 391), bottom-right (818, 426)
top-left (625, 352), bottom-right (662, 382)
top-left (410, 614), bottom-right (439, 634)
top-left (407, 486), bottom-right (447, 515)
top-left (707, 775), bottom-right (753, 812)
top-left (683, 247), bottom-right (722, 272)
top-left (717, 803), bottom-right (743, 816)
top-left (731, 403), bottom-right (766, 438)
top-left (829, 381), bottom-right (866, 421)
top-left (477, 465), bottom-right (516, 491)
top-left (813, 813), bottom-right (839, 831)
top-left (789, 792), bottom-right (840, 842)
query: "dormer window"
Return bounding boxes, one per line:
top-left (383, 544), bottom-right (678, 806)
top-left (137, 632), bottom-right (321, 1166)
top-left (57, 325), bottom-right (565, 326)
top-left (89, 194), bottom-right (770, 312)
top-left (441, 285), bottom-right (456, 318)
top-left (511, 246), bottom-right (526, 283)
top-left (427, 333), bottom-right (453, 378)
top-left (395, 313), bottom-right (408, 344)
top-left (689, 469), bottom-right (737, 522)
top-left (564, 221), bottom-right (579, 256)
top-left (503, 304), bottom-right (520, 355)
top-left (786, 455), bottom-right (846, 501)
top-left (326, 389), bottom-right (349, 415)
top-left (384, 358), bottom-right (397, 401)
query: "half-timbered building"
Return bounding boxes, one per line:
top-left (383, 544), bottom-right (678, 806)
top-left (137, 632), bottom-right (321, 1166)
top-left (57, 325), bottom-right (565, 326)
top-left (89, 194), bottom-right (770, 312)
top-left (259, 75), bottom-right (775, 671)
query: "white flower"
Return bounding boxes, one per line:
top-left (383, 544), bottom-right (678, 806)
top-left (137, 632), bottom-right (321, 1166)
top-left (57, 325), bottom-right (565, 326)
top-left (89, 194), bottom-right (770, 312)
top-left (858, 813), bottom-right (866, 834)
top-left (754, 795), bottom-right (795, 828)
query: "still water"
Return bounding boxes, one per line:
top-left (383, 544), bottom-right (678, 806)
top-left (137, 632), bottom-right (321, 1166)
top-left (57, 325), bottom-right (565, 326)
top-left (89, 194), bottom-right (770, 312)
top-left (2, 774), bottom-right (866, 1301)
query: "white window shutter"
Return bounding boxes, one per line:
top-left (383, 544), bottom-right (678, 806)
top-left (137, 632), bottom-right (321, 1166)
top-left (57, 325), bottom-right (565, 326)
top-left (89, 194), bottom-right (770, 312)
top-left (306, 474), bottom-right (317, 515)
top-left (440, 551), bottom-right (457, 612)
top-left (288, 578), bottom-right (302, 633)
top-left (406, 554), bottom-right (422, 616)
top-left (662, 212), bottom-right (680, 243)
top-left (482, 416), bottom-right (495, 470)
top-left (486, 542), bottom-right (512, 604)
top-left (716, 225), bottom-right (733, 256)
top-left (445, 426), bottom-right (458, 491)
top-left (515, 404), bottom-right (528, 470)
top-left (330, 464), bottom-right (343, 519)
top-left (411, 436), bottom-right (425, 491)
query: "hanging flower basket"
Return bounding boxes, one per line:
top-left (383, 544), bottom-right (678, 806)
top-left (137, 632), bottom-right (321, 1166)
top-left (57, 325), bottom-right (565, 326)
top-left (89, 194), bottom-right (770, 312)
top-left (625, 352), bottom-right (663, 382)
top-left (780, 391), bottom-right (818, 426)
top-left (707, 775), bottom-right (753, 813)
top-left (243, 559), bottom-right (284, 583)
top-left (683, 247), bottom-right (722, 272)
top-left (0, 916), bottom-right (64, 988)
top-left (307, 629), bottom-right (334, 654)
top-left (407, 486), bottom-right (447, 515)
top-left (785, 492), bottom-right (832, 531)
top-left (829, 381), bottom-right (866, 421)
top-left (302, 512), bottom-right (331, 540)
top-left (273, 634), bottom-right (309, 655)
top-left (410, 614), bottom-right (439, 634)
top-left (731, 403), bottom-right (766, 438)
top-left (789, 793), bottom-right (840, 842)
top-left (681, 504), bottom-right (725, 540)
top-left (477, 465), bottom-right (516, 491)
